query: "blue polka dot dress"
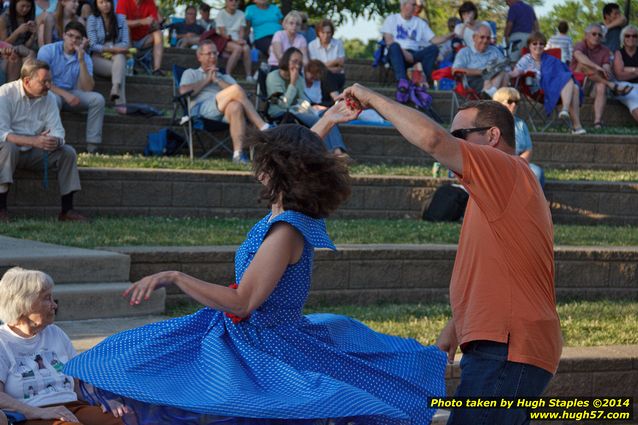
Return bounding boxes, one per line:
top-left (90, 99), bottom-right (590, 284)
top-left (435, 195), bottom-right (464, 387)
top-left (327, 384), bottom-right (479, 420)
top-left (65, 211), bottom-right (447, 425)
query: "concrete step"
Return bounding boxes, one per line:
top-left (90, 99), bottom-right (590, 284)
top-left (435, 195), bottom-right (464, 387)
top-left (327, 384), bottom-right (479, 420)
top-left (118, 244), bottom-right (638, 308)
top-left (60, 113), bottom-right (638, 170)
top-left (0, 236), bottom-right (129, 283)
top-left (53, 282), bottom-right (165, 321)
top-left (0, 236), bottom-right (164, 320)
top-left (6, 167), bottom-right (638, 225)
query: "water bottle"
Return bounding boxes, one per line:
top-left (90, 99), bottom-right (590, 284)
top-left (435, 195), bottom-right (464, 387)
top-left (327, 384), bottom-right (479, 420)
top-left (432, 162), bottom-right (441, 178)
top-left (251, 47), bottom-right (259, 63)
top-left (126, 57), bottom-right (135, 76)
top-left (170, 29), bottom-right (177, 47)
top-left (447, 169), bottom-right (455, 178)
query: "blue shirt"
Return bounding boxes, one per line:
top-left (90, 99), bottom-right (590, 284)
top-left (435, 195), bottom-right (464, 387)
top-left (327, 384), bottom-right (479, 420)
top-left (37, 41), bottom-right (94, 90)
top-left (514, 116), bottom-right (532, 155)
top-left (507, 1), bottom-right (536, 34)
top-left (245, 4), bottom-right (282, 40)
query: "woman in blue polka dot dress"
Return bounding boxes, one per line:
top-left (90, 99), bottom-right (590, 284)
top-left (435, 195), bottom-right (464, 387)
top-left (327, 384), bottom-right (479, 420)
top-left (64, 110), bottom-right (448, 424)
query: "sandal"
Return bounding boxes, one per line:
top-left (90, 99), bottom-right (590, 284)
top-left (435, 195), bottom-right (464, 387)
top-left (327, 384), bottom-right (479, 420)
top-left (611, 84), bottom-right (633, 96)
top-left (622, 85), bottom-right (634, 95)
top-left (593, 122), bottom-right (603, 129)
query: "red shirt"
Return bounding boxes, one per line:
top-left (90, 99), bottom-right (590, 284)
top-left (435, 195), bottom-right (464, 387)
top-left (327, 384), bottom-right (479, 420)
top-left (116, 0), bottom-right (159, 42)
top-left (571, 40), bottom-right (611, 72)
top-left (451, 142), bottom-right (562, 374)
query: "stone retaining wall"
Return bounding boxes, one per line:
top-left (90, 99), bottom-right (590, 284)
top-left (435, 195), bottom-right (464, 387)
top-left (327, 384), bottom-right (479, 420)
top-left (9, 168), bottom-right (638, 225)
top-left (113, 244), bottom-right (638, 307)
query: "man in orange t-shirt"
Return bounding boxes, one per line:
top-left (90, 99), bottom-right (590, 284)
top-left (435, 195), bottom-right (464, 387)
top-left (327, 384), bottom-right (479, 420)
top-left (116, 0), bottom-right (164, 75)
top-left (340, 85), bottom-right (562, 425)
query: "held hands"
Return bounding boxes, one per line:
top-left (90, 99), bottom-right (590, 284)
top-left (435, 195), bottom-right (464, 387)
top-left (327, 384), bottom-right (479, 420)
top-left (340, 83), bottom-right (373, 111)
top-left (64, 92), bottom-right (81, 107)
top-left (34, 129), bottom-right (60, 151)
top-left (323, 99), bottom-right (360, 125)
top-left (123, 271), bottom-right (176, 305)
top-left (207, 67), bottom-right (218, 83)
top-left (26, 405), bottom-right (79, 423)
top-left (74, 38), bottom-right (89, 62)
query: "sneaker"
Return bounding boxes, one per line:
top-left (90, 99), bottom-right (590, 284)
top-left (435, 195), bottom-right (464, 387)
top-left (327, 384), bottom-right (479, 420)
top-left (245, 75), bottom-right (256, 84)
top-left (232, 152), bottom-right (250, 165)
top-left (558, 110), bottom-right (570, 120)
top-left (152, 69), bottom-right (166, 77)
top-left (86, 143), bottom-right (100, 154)
top-left (571, 127), bottom-right (587, 135)
top-left (58, 210), bottom-right (88, 222)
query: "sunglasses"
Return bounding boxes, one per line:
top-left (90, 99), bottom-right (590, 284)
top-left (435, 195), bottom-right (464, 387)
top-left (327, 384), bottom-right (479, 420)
top-left (625, 34), bottom-right (638, 39)
top-left (507, 99), bottom-right (519, 104)
top-left (530, 42), bottom-right (545, 46)
top-left (451, 126), bottom-right (492, 139)
top-left (590, 32), bottom-right (603, 37)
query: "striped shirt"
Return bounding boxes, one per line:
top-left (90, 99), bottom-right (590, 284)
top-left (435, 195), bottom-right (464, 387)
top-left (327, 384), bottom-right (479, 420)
top-left (86, 14), bottom-right (130, 53)
top-left (546, 33), bottom-right (573, 63)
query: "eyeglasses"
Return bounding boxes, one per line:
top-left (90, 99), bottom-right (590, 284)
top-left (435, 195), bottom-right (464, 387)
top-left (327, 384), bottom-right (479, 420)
top-left (530, 42), bottom-right (545, 46)
top-left (476, 35), bottom-right (490, 40)
top-left (450, 126), bottom-right (492, 139)
top-left (590, 32), bottom-right (603, 38)
top-left (507, 99), bottom-right (519, 104)
top-left (625, 34), bottom-right (638, 39)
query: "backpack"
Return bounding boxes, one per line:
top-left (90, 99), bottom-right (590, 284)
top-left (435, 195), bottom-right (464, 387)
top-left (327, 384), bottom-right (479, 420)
top-left (421, 184), bottom-right (469, 222)
top-left (144, 128), bottom-right (185, 156)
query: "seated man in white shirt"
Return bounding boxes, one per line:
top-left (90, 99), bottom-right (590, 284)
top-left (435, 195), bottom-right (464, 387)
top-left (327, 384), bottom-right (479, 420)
top-left (452, 24), bottom-right (508, 97)
top-left (381, 0), bottom-right (454, 85)
top-left (0, 59), bottom-right (84, 222)
top-left (179, 40), bottom-right (270, 164)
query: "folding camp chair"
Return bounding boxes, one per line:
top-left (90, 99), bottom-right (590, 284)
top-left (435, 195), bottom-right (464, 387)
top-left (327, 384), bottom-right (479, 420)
top-left (171, 64), bottom-right (232, 160)
top-left (432, 66), bottom-right (481, 123)
top-left (512, 47), bottom-right (565, 131)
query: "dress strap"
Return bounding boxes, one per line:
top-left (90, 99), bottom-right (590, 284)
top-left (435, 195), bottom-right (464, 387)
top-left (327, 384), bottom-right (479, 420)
top-left (268, 211), bottom-right (336, 250)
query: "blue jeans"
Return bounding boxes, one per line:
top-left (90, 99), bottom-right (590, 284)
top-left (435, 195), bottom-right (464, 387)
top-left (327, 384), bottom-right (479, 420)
top-left (386, 42), bottom-right (439, 81)
top-left (528, 163), bottom-right (545, 189)
top-left (290, 111), bottom-right (347, 153)
top-left (447, 340), bottom-right (553, 425)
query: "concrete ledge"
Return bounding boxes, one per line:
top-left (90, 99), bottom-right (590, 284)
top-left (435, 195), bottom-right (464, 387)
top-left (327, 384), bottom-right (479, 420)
top-left (7, 168), bottom-right (638, 225)
top-left (53, 282), bottom-right (165, 321)
top-left (110, 244), bottom-right (638, 308)
top-left (0, 236), bottom-right (130, 283)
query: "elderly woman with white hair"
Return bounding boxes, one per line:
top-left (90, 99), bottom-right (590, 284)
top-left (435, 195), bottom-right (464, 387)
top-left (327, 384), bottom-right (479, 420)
top-left (267, 10), bottom-right (309, 68)
top-left (613, 24), bottom-right (638, 122)
top-left (0, 267), bottom-right (127, 425)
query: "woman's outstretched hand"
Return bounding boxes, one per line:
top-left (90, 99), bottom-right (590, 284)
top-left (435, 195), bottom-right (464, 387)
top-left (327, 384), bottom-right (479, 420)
top-left (123, 271), bottom-right (177, 305)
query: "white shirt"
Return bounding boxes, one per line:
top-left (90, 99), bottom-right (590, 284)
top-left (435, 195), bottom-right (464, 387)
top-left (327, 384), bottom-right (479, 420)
top-left (0, 324), bottom-right (78, 407)
top-left (0, 80), bottom-right (65, 151)
top-left (215, 9), bottom-right (246, 41)
top-left (381, 13), bottom-right (435, 51)
top-left (308, 38), bottom-right (345, 71)
top-left (454, 21), bottom-right (496, 52)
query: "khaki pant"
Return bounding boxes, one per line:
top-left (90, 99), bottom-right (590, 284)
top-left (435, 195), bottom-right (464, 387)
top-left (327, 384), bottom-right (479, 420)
top-left (0, 143), bottom-right (81, 195)
top-left (20, 400), bottom-right (124, 425)
top-left (51, 91), bottom-right (105, 145)
top-left (91, 50), bottom-right (127, 105)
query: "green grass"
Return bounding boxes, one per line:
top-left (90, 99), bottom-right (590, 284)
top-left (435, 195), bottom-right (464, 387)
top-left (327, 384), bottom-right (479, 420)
top-left (76, 154), bottom-right (638, 182)
top-left (168, 300), bottom-right (638, 347)
top-left (2, 217), bottom-right (638, 247)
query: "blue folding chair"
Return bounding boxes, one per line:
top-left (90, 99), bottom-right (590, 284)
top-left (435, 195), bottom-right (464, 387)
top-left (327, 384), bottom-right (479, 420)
top-left (171, 64), bottom-right (232, 160)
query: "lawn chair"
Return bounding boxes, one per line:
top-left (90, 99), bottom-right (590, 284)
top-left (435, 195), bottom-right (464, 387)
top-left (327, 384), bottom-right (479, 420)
top-left (432, 66), bottom-right (481, 123)
top-left (512, 47), bottom-right (565, 131)
top-left (171, 64), bottom-right (231, 160)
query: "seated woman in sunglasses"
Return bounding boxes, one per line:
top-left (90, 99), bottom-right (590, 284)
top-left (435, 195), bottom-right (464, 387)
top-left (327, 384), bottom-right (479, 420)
top-left (509, 31), bottom-right (586, 135)
top-left (493, 87), bottom-right (544, 189)
top-left (612, 25), bottom-right (638, 123)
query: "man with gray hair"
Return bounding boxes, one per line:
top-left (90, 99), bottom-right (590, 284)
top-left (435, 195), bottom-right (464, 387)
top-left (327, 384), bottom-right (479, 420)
top-left (179, 40), bottom-right (271, 164)
top-left (452, 24), bottom-right (508, 98)
top-left (0, 59), bottom-right (85, 222)
top-left (571, 23), bottom-right (631, 128)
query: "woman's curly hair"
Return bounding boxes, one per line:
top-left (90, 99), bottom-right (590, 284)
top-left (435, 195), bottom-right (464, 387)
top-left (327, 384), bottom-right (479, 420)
top-left (250, 124), bottom-right (351, 218)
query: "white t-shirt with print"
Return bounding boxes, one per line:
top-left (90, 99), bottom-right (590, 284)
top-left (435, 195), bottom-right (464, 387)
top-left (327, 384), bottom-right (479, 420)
top-left (215, 9), bottom-right (246, 42)
top-left (381, 13), bottom-right (435, 51)
top-left (0, 324), bottom-right (78, 407)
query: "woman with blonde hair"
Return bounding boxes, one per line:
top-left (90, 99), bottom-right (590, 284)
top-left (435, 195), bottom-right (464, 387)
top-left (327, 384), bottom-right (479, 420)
top-left (493, 87), bottom-right (545, 188)
top-left (41, 0), bottom-right (83, 44)
top-left (267, 10), bottom-right (308, 68)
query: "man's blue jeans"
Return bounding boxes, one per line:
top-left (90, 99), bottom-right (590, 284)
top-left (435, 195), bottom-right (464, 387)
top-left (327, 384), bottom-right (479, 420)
top-left (447, 340), bottom-right (553, 425)
top-left (386, 42), bottom-right (439, 81)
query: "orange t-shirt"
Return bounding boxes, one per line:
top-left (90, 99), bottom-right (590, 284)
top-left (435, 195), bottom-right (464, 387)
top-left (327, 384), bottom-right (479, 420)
top-left (451, 142), bottom-right (562, 374)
